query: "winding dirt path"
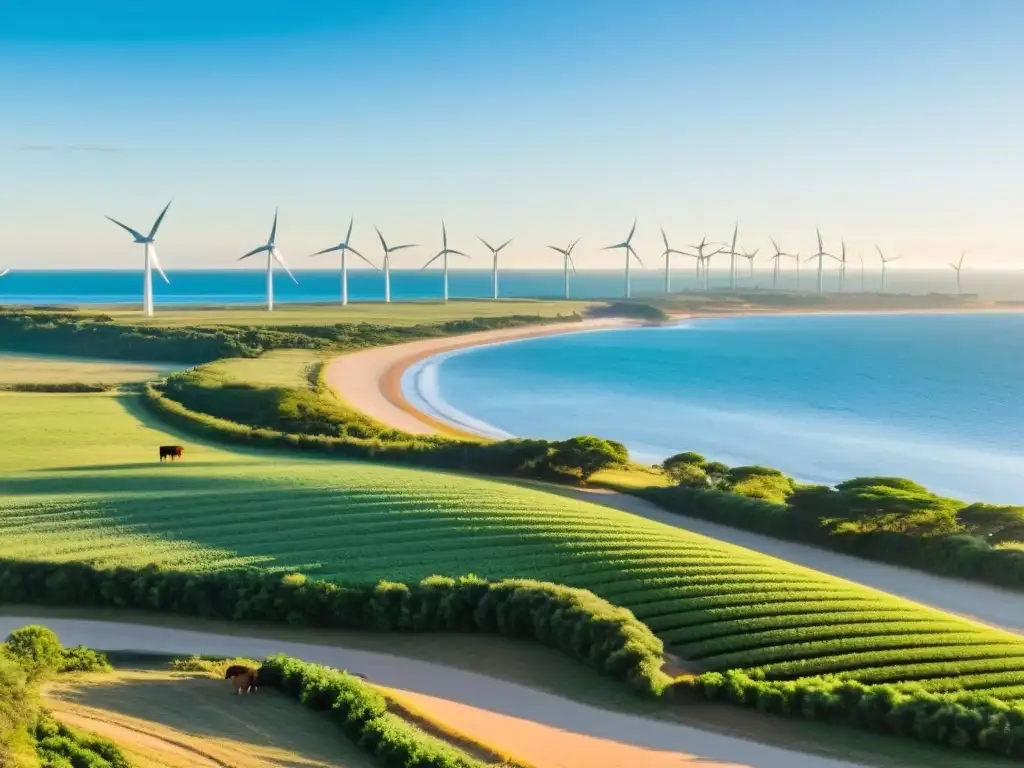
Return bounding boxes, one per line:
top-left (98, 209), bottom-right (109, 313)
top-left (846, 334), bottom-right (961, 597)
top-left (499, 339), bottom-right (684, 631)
top-left (3, 616), bottom-right (863, 768)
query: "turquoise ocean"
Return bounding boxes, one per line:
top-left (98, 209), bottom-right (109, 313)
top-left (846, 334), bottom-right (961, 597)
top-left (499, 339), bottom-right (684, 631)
top-left (404, 313), bottom-right (1024, 504)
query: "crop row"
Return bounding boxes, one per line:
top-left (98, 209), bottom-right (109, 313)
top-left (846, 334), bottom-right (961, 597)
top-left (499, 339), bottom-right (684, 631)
top-left (661, 610), bottom-right (944, 643)
top-left (902, 670), bottom-right (1024, 693)
top-left (760, 645), bottom-right (1024, 679)
top-left (683, 620), bottom-right (996, 659)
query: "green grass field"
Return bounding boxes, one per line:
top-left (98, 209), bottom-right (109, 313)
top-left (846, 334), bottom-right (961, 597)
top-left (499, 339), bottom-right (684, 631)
top-left (0, 353), bottom-right (179, 385)
top-left (196, 349), bottom-right (325, 389)
top-left (4, 392), bottom-right (1024, 701)
top-left (89, 299), bottom-right (596, 327)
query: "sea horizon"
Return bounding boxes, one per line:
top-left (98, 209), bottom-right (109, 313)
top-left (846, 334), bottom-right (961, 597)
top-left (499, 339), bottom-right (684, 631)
top-left (5, 268), bottom-right (1024, 305)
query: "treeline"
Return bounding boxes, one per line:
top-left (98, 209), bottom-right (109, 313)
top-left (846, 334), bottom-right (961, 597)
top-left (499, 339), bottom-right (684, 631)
top-left (1, 625), bottom-right (120, 768)
top-left (0, 560), bottom-right (672, 698)
top-left (146, 381), bottom-right (631, 483)
top-left (647, 452), bottom-right (1024, 590)
top-left (0, 309), bottom-right (579, 364)
top-left (676, 669), bottom-right (1024, 758)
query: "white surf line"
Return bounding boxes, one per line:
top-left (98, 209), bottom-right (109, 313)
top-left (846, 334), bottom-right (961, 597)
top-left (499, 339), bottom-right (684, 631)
top-left (0, 616), bottom-right (866, 768)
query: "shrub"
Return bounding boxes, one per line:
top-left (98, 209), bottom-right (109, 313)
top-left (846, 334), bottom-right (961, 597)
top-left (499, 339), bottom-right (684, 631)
top-left (0, 655), bottom-right (35, 768)
top-left (57, 647), bottom-right (111, 674)
top-left (34, 713), bottom-right (131, 768)
top-left (3, 626), bottom-right (63, 682)
top-left (548, 436), bottom-right (629, 482)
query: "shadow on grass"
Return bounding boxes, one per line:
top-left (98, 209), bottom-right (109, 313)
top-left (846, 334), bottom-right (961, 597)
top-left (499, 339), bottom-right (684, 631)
top-left (51, 672), bottom-right (371, 767)
top-left (32, 461), bottom-right (241, 473)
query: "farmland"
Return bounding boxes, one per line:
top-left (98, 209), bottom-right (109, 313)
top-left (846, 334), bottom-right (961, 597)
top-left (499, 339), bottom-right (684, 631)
top-left (0, 353), bottom-right (179, 385)
top-left (3, 393), bottom-right (1024, 703)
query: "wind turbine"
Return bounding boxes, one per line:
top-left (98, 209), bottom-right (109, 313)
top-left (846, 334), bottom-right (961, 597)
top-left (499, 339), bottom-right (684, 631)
top-left (858, 252), bottom-right (866, 291)
top-left (423, 220), bottom-right (469, 302)
top-left (659, 227), bottom-right (688, 293)
top-left (788, 251), bottom-right (802, 289)
top-left (105, 199), bottom-right (172, 317)
top-left (603, 219), bottom-right (643, 298)
top-left (238, 208), bottom-right (297, 312)
top-left (546, 238), bottom-right (581, 299)
top-left (805, 227), bottom-right (834, 293)
top-left (375, 226), bottom-right (417, 303)
top-left (689, 235), bottom-right (724, 291)
top-left (950, 250), bottom-right (968, 296)
top-left (478, 236), bottom-right (513, 300)
top-left (740, 247), bottom-right (759, 282)
top-left (875, 245), bottom-right (901, 293)
top-left (767, 238), bottom-right (792, 290)
top-left (724, 223), bottom-right (741, 290)
top-left (309, 216), bottom-right (378, 306)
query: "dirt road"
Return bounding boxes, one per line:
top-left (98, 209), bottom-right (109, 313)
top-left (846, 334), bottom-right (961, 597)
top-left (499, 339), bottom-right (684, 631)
top-left (3, 616), bottom-right (865, 768)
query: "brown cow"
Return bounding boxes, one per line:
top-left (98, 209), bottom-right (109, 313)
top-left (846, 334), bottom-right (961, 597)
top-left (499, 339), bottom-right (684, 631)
top-left (224, 664), bottom-right (260, 695)
top-left (159, 445), bottom-right (184, 462)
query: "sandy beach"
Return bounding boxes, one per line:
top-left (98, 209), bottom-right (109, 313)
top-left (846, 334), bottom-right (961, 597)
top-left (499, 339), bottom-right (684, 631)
top-left (324, 317), bottom-right (638, 438)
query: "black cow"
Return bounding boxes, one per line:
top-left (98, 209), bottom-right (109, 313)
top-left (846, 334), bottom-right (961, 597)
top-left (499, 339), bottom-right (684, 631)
top-left (159, 445), bottom-right (184, 462)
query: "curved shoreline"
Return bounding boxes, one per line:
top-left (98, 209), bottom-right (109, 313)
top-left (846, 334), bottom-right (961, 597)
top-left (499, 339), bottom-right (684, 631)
top-left (325, 317), bottom-right (639, 439)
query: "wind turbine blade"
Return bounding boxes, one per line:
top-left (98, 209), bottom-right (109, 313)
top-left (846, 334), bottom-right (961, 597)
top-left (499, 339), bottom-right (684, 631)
top-left (423, 252), bottom-right (443, 269)
top-left (888, 256), bottom-right (902, 263)
top-left (770, 237), bottom-right (780, 253)
top-left (496, 238), bottom-right (513, 252)
top-left (478, 236), bottom-right (495, 252)
top-left (546, 245), bottom-right (565, 254)
top-left (661, 227), bottom-right (669, 250)
top-left (239, 245), bottom-right (271, 260)
top-left (390, 243), bottom-right (417, 252)
top-left (449, 249), bottom-right (471, 258)
top-left (345, 216), bottom-right (355, 244)
top-left (875, 244), bottom-right (885, 261)
top-left (627, 218), bottom-right (637, 243)
top-left (150, 247), bottom-right (171, 284)
top-left (602, 243), bottom-right (622, 251)
top-left (568, 238), bottom-right (581, 253)
top-left (375, 226), bottom-right (388, 252)
top-left (106, 216), bottom-right (146, 241)
top-left (309, 245), bottom-right (342, 257)
top-left (628, 245), bottom-right (644, 267)
top-left (816, 227), bottom-right (824, 251)
top-left (568, 254), bottom-right (577, 275)
top-left (348, 247), bottom-right (379, 270)
top-left (268, 208), bottom-right (279, 245)
top-left (273, 249), bottom-right (298, 284)
top-left (148, 199), bottom-right (172, 240)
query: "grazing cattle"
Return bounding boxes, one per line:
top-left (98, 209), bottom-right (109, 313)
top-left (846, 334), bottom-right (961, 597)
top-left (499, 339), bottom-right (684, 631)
top-left (159, 445), bottom-right (184, 462)
top-left (224, 664), bottom-right (260, 695)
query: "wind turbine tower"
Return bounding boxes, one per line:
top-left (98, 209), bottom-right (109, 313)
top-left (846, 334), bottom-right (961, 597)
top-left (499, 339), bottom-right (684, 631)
top-left (423, 220), bottom-right (469, 302)
top-left (659, 227), bottom-right (688, 293)
top-left (546, 239), bottom-right (581, 299)
top-left (478, 236), bottom-right (513, 300)
top-left (837, 240), bottom-right (848, 292)
top-left (603, 219), bottom-right (643, 298)
top-left (375, 226), bottom-right (417, 303)
top-left (689, 235), bottom-right (724, 291)
top-left (805, 227), bottom-right (833, 294)
top-left (950, 250), bottom-right (968, 296)
top-left (310, 216), bottom-right (378, 306)
top-left (238, 208), bottom-right (298, 312)
top-left (858, 252), bottom-right (865, 291)
top-left (875, 245), bottom-right (901, 293)
top-left (724, 223), bottom-right (740, 290)
top-left (105, 199), bottom-right (172, 317)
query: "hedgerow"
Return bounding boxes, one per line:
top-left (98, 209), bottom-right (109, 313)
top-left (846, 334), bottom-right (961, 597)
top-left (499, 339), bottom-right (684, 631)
top-left (260, 655), bottom-right (489, 768)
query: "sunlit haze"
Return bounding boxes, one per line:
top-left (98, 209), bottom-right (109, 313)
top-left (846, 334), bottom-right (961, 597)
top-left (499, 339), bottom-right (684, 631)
top-left (2, 0), bottom-right (1022, 270)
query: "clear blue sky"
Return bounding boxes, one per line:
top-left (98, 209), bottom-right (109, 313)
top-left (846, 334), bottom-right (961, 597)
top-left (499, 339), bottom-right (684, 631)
top-left (1, 0), bottom-right (1021, 270)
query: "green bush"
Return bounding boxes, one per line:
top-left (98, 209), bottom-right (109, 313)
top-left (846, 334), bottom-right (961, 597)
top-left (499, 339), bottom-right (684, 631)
top-left (675, 669), bottom-right (1024, 759)
top-left (3, 627), bottom-right (63, 683)
top-left (33, 713), bottom-right (130, 768)
top-left (57, 647), bottom-right (111, 674)
top-left (260, 655), bottom-right (485, 768)
top-left (0, 655), bottom-right (36, 768)
top-left (548, 436), bottom-right (628, 481)
top-left (0, 560), bottom-right (671, 698)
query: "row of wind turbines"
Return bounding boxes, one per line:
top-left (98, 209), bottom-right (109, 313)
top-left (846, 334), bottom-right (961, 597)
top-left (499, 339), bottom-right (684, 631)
top-left (1, 201), bottom-right (974, 316)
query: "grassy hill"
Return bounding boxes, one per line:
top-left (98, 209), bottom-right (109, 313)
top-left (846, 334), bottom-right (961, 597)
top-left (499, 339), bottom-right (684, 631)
top-left (3, 392), bottom-right (1024, 702)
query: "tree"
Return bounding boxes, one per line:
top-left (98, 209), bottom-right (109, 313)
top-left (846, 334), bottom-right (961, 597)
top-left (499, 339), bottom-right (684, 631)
top-left (3, 625), bottom-right (62, 682)
top-left (794, 478), bottom-right (960, 534)
top-left (549, 436), bottom-right (628, 482)
top-left (957, 503), bottom-right (1024, 544)
top-left (0, 655), bottom-right (35, 768)
top-left (663, 452), bottom-right (709, 485)
top-left (703, 461), bottom-right (730, 487)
